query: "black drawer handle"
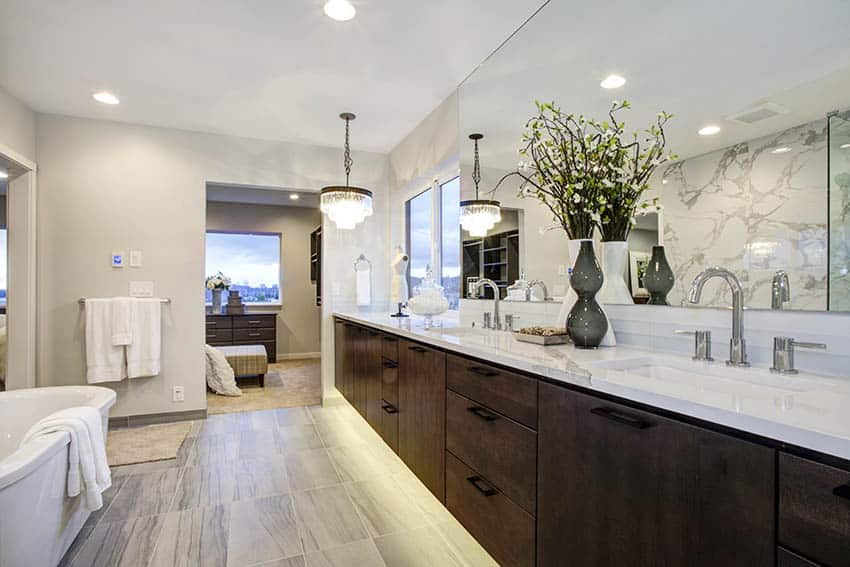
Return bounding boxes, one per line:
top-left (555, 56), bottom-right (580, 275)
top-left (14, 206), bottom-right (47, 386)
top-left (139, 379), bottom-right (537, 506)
top-left (467, 476), bottom-right (499, 497)
top-left (408, 346), bottom-right (427, 353)
top-left (467, 405), bottom-right (499, 422)
top-left (343, 323), bottom-right (353, 327)
top-left (382, 336), bottom-right (398, 342)
top-left (367, 331), bottom-right (379, 336)
top-left (834, 483), bottom-right (850, 501)
top-left (467, 366), bottom-right (499, 377)
top-left (382, 360), bottom-right (398, 369)
top-left (590, 407), bottom-right (655, 429)
top-left (208, 321), bottom-right (217, 326)
top-left (381, 403), bottom-right (399, 414)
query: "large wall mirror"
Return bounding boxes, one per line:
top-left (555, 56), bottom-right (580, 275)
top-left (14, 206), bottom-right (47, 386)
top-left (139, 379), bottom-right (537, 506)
top-left (458, 0), bottom-right (850, 312)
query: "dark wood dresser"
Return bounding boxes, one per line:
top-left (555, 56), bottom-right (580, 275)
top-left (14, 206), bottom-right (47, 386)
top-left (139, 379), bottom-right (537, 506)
top-left (206, 313), bottom-right (277, 362)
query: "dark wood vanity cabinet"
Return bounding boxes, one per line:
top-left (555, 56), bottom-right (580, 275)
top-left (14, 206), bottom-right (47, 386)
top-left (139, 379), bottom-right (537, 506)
top-left (398, 339), bottom-right (446, 501)
top-left (332, 317), bottom-right (847, 567)
top-left (537, 382), bottom-right (775, 567)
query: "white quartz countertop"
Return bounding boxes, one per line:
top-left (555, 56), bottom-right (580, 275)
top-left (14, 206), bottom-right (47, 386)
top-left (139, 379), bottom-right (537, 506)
top-left (335, 311), bottom-right (850, 462)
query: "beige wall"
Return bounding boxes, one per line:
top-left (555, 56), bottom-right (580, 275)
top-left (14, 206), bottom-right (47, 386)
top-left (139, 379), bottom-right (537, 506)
top-left (205, 201), bottom-right (322, 357)
top-left (36, 113), bottom-right (389, 417)
top-left (0, 86), bottom-right (36, 163)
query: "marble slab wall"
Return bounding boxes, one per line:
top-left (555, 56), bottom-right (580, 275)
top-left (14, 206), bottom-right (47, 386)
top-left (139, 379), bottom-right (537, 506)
top-left (650, 119), bottom-right (828, 310)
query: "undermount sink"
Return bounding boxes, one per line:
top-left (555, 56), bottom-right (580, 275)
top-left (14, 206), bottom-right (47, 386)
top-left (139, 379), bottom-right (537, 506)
top-left (425, 326), bottom-right (484, 338)
top-left (585, 356), bottom-right (825, 395)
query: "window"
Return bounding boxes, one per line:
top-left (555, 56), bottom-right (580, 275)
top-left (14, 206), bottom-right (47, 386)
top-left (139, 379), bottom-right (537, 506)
top-left (404, 175), bottom-right (461, 309)
top-left (440, 177), bottom-right (461, 309)
top-left (205, 231), bottom-right (281, 304)
top-left (406, 189), bottom-right (433, 290)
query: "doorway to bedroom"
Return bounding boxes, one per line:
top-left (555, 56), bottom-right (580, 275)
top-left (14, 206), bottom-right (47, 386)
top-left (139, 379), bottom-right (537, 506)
top-left (204, 183), bottom-right (322, 414)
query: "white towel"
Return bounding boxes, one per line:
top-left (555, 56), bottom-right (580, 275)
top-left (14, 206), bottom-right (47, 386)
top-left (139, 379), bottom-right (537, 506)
top-left (21, 407), bottom-right (111, 511)
top-left (111, 297), bottom-right (134, 346)
top-left (127, 298), bottom-right (162, 378)
top-left (356, 270), bottom-right (371, 306)
top-left (85, 299), bottom-right (127, 383)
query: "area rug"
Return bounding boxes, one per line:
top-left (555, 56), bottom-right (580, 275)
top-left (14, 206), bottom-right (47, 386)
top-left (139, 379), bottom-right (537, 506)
top-left (106, 421), bottom-right (193, 466)
top-left (207, 358), bottom-right (322, 415)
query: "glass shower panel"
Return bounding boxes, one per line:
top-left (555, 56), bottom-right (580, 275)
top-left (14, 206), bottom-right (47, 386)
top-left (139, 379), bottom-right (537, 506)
top-left (829, 111), bottom-right (850, 311)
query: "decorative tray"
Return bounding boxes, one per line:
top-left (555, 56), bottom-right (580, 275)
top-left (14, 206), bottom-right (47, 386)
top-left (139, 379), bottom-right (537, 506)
top-left (513, 327), bottom-right (570, 346)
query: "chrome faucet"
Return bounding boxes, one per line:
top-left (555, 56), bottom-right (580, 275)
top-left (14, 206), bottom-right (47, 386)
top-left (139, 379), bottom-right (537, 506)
top-left (688, 267), bottom-right (749, 367)
top-left (475, 278), bottom-right (501, 330)
top-left (771, 270), bottom-right (790, 310)
top-left (527, 280), bottom-right (549, 301)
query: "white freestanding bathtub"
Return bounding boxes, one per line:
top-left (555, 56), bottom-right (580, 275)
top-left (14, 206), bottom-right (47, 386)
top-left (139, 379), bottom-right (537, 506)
top-left (0, 386), bottom-right (116, 567)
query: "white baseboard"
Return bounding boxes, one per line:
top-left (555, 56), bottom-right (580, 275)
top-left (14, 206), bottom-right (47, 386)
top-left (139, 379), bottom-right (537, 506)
top-left (276, 351), bottom-right (321, 360)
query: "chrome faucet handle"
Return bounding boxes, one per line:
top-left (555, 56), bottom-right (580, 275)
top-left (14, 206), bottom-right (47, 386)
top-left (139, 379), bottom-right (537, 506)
top-left (674, 329), bottom-right (714, 361)
top-left (504, 314), bottom-right (519, 332)
top-left (482, 312), bottom-right (492, 329)
top-left (771, 336), bottom-right (827, 374)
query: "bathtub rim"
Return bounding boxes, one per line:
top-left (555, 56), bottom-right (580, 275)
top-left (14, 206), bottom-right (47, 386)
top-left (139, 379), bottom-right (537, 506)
top-left (0, 386), bottom-right (116, 491)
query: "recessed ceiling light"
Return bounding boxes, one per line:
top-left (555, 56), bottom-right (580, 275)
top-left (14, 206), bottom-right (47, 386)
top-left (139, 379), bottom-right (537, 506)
top-left (841, 143), bottom-right (850, 149)
top-left (0, 171), bottom-right (7, 179)
top-left (92, 91), bottom-right (120, 105)
top-left (771, 146), bottom-right (792, 154)
top-left (698, 125), bottom-right (721, 136)
top-left (600, 74), bottom-right (626, 89)
top-left (323, 0), bottom-right (355, 21)
top-left (289, 194), bottom-right (300, 200)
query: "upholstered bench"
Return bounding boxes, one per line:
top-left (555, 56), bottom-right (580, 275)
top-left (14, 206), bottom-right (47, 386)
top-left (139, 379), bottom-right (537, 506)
top-left (218, 345), bottom-right (268, 387)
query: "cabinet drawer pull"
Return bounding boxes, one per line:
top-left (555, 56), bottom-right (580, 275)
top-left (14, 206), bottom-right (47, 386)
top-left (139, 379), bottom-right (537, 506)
top-left (381, 403), bottom-right (399, 414)
top-left (467, 366), bottom-right (499, 377)
top-left (382, 360), bottom-right (398, 369)
top-left (343, 323), bottom-right (353, 327)
top-left (367, 331), bottom-right (379, 336)
top-left (207, 321), bottom-right (217, 326)
top-left (248, 320), bottom-right (262, 324)
top-left (408, 346), bottom-right (427, 353)
top-left (834, 483), bottom-right (850, 501)
top-left (467, 405), bottom-right (500, 422)
top-left (248, 332), bottom-right (261, 337)
top-left (467, 475), bottom-right (499, 497)
top-left (382, 336), bottom-right (398, 342)
top-left (590, 407), bottom-right (655, 429)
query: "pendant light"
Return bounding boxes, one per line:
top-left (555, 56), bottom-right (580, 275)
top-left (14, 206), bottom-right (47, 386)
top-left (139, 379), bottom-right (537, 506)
top-left (320, 113), bottom-right (373, 230)
top-left (459, 133), bottom-right (501, 237)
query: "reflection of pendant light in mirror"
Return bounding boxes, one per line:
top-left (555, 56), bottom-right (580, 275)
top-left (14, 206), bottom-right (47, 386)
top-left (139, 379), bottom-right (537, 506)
top-left (320, 113), bottom-right (373, 230)
top-left (459, 133), bottom-right (501, 237)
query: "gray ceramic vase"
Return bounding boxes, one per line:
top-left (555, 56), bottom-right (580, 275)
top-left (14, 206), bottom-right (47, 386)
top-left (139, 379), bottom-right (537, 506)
top-left (644, 245), bottom-right (675, 305)
top-left (567, 241), bottom-right (608, 349)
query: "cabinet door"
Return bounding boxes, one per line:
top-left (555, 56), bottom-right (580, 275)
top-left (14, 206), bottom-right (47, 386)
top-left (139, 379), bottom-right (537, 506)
top-left (537, 382), bottom-right (774, 567)
top-left (398, 339), bottom-right (446, 502)
top-left (342, 323), bottom-right (356, 404)
top-left (353, 327), bottom-right (368, 416)
top-left (364, 329), bottom-right (383, 429)
top-left (334, 320), bottom-right (346, 397)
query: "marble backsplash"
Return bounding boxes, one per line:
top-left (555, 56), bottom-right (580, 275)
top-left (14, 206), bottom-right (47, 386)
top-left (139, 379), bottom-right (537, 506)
top-left (649, 118), bottom-right (828, 310)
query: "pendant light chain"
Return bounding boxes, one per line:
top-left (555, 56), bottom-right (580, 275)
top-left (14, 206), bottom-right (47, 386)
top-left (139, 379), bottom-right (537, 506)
top-left (472, 135), bottom-right (481, 199)
top-left (343, 115), bottom-right (353, 187)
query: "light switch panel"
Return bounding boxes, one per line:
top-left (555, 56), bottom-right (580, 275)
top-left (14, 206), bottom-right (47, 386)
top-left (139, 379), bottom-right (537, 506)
top-left (112, 251), bottom-right (125, 268)
top-left (129, 250), bottom-right (143, 268)
top-left (129, 281), bottom-right (154, 297)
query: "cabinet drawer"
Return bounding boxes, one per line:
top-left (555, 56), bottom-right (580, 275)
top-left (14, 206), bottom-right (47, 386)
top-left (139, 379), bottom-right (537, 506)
top-left (206, 317), bottom-right (232, 329)
top-left (205, 329), bottom-right (232, 342)
top-left (381, 334), bottom-right (399, 362)
top-left (447, 353), bottom-right (537, 428)
top-left (379, 399), bottom-right (399, 453)
top-left (233, 327), bottom-right (275, 341)
top-left (779, 452), bottom-right (850, 567)
top-left (777, 548), bottom-right (821, 567)
top-left (446, 452), bottom-right (535, 567)
top-left (233, 315), bottom-right (276, 328)
top-left (446, 390), bottom-right (536, 514)
top-left (381, 360), bottom-right (399, 406)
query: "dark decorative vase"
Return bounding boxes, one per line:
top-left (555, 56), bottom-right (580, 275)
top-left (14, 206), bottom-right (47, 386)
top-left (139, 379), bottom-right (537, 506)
top-left (567, 241), bottom-right (608, 349)
top-left (644, 245), bottom-right (675, 305)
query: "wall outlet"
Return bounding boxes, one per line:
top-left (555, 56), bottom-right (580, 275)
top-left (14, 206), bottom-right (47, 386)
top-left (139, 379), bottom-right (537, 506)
top-left (172, 385), bottom-right (185, 403)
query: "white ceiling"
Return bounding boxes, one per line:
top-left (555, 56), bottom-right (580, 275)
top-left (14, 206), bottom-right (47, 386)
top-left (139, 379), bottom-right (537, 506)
top-left (0, 0), bottom-right (544, 153)
top-left (459, 0), bottom-right (850, 166)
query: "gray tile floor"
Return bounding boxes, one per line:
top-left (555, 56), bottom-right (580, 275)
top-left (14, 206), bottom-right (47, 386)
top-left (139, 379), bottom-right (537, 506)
top-left (60, 398), bottom-right (497, 567)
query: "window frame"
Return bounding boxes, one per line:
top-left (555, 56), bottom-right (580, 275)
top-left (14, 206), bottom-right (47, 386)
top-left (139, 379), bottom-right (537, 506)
top-left (204, 229), bottom-right (283, 307)
top-left (403, 174), bottom-right (462, 309)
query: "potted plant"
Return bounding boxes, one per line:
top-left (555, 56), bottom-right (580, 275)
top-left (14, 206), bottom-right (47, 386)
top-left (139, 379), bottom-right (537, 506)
top-left (205, 271), bottom-right (231, 314)
top-left (595, 101), bottom-right (674, 305)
